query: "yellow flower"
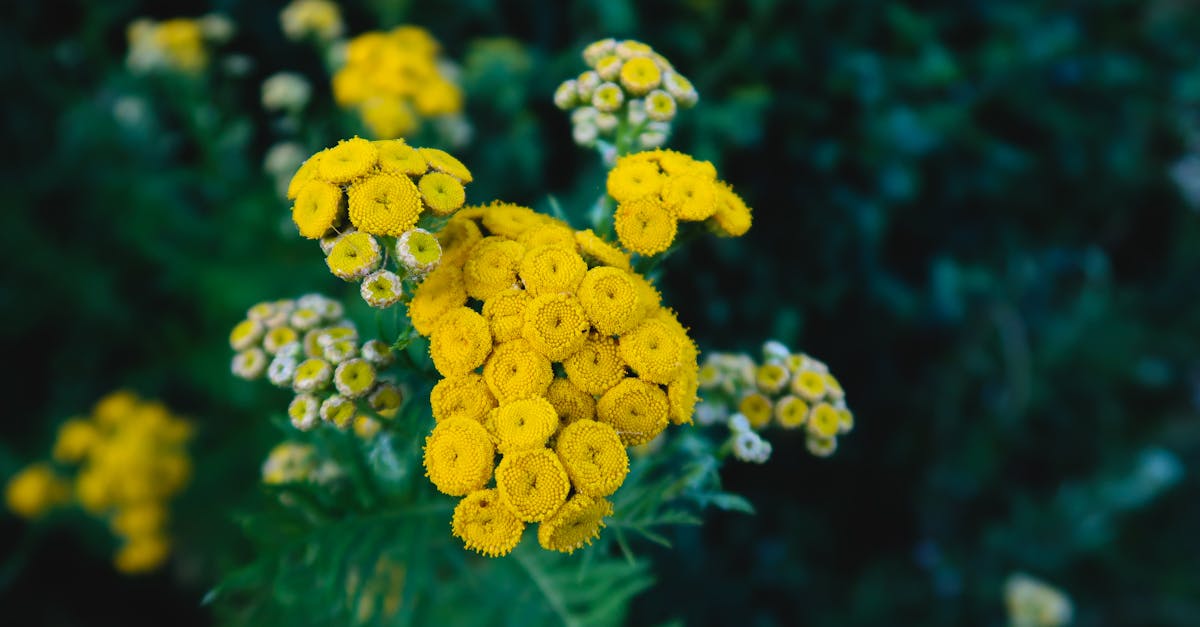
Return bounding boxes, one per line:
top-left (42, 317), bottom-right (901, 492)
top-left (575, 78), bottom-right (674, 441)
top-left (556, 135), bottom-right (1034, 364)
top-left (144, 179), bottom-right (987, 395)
top-left (482, 287), bottom-right (532, 343)
top-left (368, 382), bottom-right (404, 418)
top-left (112, 502), bottom-right (167, 538)
top-left (452, 488), bottom-right (525, 557)
top-left (521, 293), bottom-right (590, 362)
top-left (517, 223), bottom-right (577, 250)
top-left (431, 373), bottom-right (496, 422)
top-left (537, 494), bottom-right (612, 554)
top-left (286, 154), bottom-right (323, 200)
top-left (437, 216), bottom-right (483, 266)
top-left (615, 39), bottom-right (653, 59)
top-left (663, 175), bottom-right (717, 221)
top-left (482, 339), bottom-right (553, 403)
top-left (518, 245), bottom-right (587, 297)
top-left (334, 358), bottom-right (377, 398)
top-left (495, 448), bottom-right (570, 522)
top-left (53, 418), bottom-right (99, 463)
top-left (617, 318), bottom-right (682, 384)
top-left (114, 534), bottom-right (171, 574)
top-left (663, 71), bottom-right (698, 107)
top-left (739, 393), bottom-right (773, 429)
top-left (292, 358), bottom-right (333, 393)
top-left (494, 397), bottom-right (559, 454)
top-left (577, 266), bottom-right (643, 336)
top-left (407, 263), bottom-right (468, 336)
top-left (591, 82), bottom-right (624, 113)
top-left (418, 147), bottom-right (473, 182)
top-left (644, 89), bottom-right (677, 122)
top-left (347, 174), bottom-right (422, 236)
top-left (422, 417), bottom-right (495, 496)
top-left (595, 54), bottom-right (622, 80)
top-left (607, 156), bottom-right (665, 204)
top-left (75, 468), bottom-right (113, 514)
top-left (360, 269), bottom-right (404, 308)
top-left (555, 420), bottom-right (628, 497)
top-left (545, 378), bottom-right (595, 428)
top-left (288, 394), bottom-right (319, 430)
top-left (353, 415), bottom-right (383, 439)
top-left (360, 96), bottom-right (417, 139)
top-left (619, 57), bottom-right (661, 95)
top-left (791, 369), bottom-right (827, 402)
top-left (807, 402), bottom-right (840, 438)
top-left (375, 139), bottom-right (428, 176)
top-left (710, 181), bottom-right (753, 237)
top-left (395, 228), bottom-right (442, 275)
top-left (561, 334), bottom-right (626, 395)
top-left (418, 171), bottom-right (466, 216)
top-left (836, 405), bottom-right (854, 433)
top-left (574, 229), bottom-right (632, 271)
top-left (280, 0), bottom-right (344, 42)
top-left (5, 464), bottom-right (69, 518)
top-left (332, 68), bottom-right (371, 107)
top-left (805, 434), bottom-right (837, 458)
top-left (582, 38), bottom-right (616, 66)
top-left (755, 363), bottom-right (790, 394)
top-left (318, 137), bottom-right (378, 183)
top-left (614, 196), bottom-right (677, 256)
top-left (326, 232), bottom-right (383, 280)
top-left (320, 395), bottom-right (357, 428)
top-left (667, 367), bottom-right (699, 425)
top-left (429, 307), bottom-right (493, 377)
top-left (596, 377), bottom-right (669, 446)
top-left (775, 395), bottom-right (810, 429)
top-left (464, 236), bottom-right (526, 301)
top-left (480, 203), bottom-right (551, 239)
top-left (262, 326), bottom-right (299, 354)
top-left (292, 180), bottom-right (344, 239)
top-left (824, 373), bottom-right (846, 401)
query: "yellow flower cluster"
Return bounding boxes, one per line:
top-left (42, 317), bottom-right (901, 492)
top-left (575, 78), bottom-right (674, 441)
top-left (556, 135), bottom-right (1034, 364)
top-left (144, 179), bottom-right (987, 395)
top-left (280, 0), bottom-right (344, 43)
top-left (411, 203), bottom-right (700, 556)
top-left (5, 390), bottom-right (193, 574)
top-left (607, 149), bottom-right (753, 255)
top-left (126, 15), bottom-right (232, 75)
top-left (698, 341), bottom-right (853, 459)
top-left (555, 38), bottom-right (698, 150)
top-left (229, 294), bottom-right (405, 438)
top-left (333, 27), bottom-right (464, 139)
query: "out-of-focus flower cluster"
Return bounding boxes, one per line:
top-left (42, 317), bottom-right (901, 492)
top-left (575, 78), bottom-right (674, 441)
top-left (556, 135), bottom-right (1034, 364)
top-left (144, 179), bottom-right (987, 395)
top-left (287, 138), bottom-right (474, 304)
top-left (332, 27), bottom-right (464, 139)
top-left (229, 294), bottom-right (405, 439)
top-left (5, 391), bottom-right (192, 574)
top-left (696, 341), bottom-right (853, 462)
top-left (126, 14), bottom-right (234, 75)
top-left (1004, 573), bottom-right (1074, 627)
top-left (554, 38), bottom-right (697, 153)
top-left (409, 203), bottom-right (700, 556)
top-left (261, 442), bottom-right (345, 486)
top-left (606, 149), bottom-right (753, 256)
top-left (280, 0), bottom-right (344, 44)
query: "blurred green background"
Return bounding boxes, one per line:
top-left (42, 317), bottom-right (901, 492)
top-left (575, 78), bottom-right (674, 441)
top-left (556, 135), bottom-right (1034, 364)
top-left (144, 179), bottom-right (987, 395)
top-left (3, 0), bottom-right (1200, 625)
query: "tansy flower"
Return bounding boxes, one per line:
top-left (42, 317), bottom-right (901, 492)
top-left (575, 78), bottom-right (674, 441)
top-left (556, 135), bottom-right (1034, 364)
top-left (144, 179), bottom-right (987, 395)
top-left (318, 137), bottom-right (378, 183)
top-left (430, 373), bottom-right (496, 422)
top-left (755, 363), bottom-right (790, 394)
top-left (287, 155), bottom-right (322, 201)
top-left (289, 308), bottom-right (322, 331)
top-left (805, 434), bottom-right (837, 458)
top-left (327, 232), bottom-right (383, 280)
top-left (618, 318), bottom-right (682, 384)
top-left (495, 448), bottom-right (570, 522)
top-left (360, 339), bottom-right (394, 367)
top-left (320, 395), bottom-right (356, 428)
top-left (596, 377), bottom-right (669, 446)
top-left (595, 55), bottom-right (623, 80)
top-left (376, 139), bottom-right (428, 176)
top-left (52, 418), bottom-right (98, 463)
top-left (288, 394), bottom-right (320, 431)
top-left (582, 38), bottom-right (616, 66)
top-left (452, 488), bottom-right (525, 557)
top-left (482, 339), bottom-right (553, 403)
top-left (5, 464), bottom-right (70, 519)
top-left (494, 397), bottom-right (559, 454)
top-left (353, 415), bottom-right (382, 439)
top-left (731, 430), bottom-right (772, 464)
top-left (418, 147), bottom-right (472, 182)
top-left (606, 158), bottom-right (665, 204)
top-left (774, 395), bottom-right (809, 429)
top-left (591, 82), bottom-right (624, 112)
top-left (554, 79), bottom-right (578, 110)
top-left (292, 358), bottom-right (333, 393)
top-left (482, 287), bottom-right (532, 343)
top-left (738, 393), bottom-right (773, 429)
top-left (481, 203), bottom-right (550, 239)
top-left (791, 369), bottom-right (827, 402)
top-left (232, 348), bottom-right (268, 380)
top-left (555, 420), bottom-right (628, 497)
top-left (114, 534), bottom-right (171, 574)
top-left (521, 293), bottom-right (590, 362)
top-left (229, 319), bottom-right (264, 351)
top-left (292, 180), bottom-right (344, 239)
top-left (360, 270), bottom-right (404, 308)
top-left (517, 223), bottom-right (577, 250)
top-left (823, 373), bottom-right (846, 401)
top-left (360, 96), bottom-right (417, 140)
top-left (619, 57), bottom-right (661, 95)
top-left (574, 229), bottom-right (632, 271)
top-left (537, 494), bottom-right (612, 554)
top-left (545, 378), bottom-right (595, 427)
top-left (575, 71), bottom-right (601, 100)
top-left (577, 266), bottom-right (643, 336)
top-left (334, 358), bottom-right (377, 398)
top-left (322, 339), bottom-right (358, 364)
top-left (614, 39), bottom-right (653, 59)
top-left (280, 0), bottom-right (344, 42)
top-left (614, 197), bottom-right (678, 256)
top-left (262, 326), bottom-right (299, 354)
top-left (429, 307), bottom-right (493, 377)
top-left (111, 502), bottom-right (167, 538)
top-left (518, 245), bottom-right (587, 297)
top-left (562, 334), bottom-right (626, 395)
top-left (463, 237), bottom-right (526, 301)
top-left (644, 89), bottom-right (677, 122)
top-left (710, 181), bottom-right (753, 237)
top-left (663, 71), bottom-right (698, 107)
top-left (836, 405), bottom-right (854, 433)
top-left (418, 171), bottom-right (466, 215)
top-left (667, 368), bottom-right (699, 425)
top-left (267, 356), bottom-right (298, 387)
top-left (807, 402), bottom-right (840, 438)
top-left (395, 227), bottom-right (442, 275)
top-left (406, 263), bottom-right (467, 336)
top-left (422, 417), bottom-right (495, 496)
top-left (367, 382), bottom-right (404, 418)
top-left (347, 174), bottom-right (422, 236)
top-left (663, 175), bottom-right (717, 221)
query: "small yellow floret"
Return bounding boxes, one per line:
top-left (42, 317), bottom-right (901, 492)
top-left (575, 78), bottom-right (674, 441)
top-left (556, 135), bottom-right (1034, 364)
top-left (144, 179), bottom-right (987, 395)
top-left (667, 368), bottom-right (699, 425)
top-left (739, 393), bottom-right (773, 429)
top-left (495, 448), bottom-right (570, 522)
top-left (418, 171), bottom-right (466, 216)
top-left (521, 294), bottom-right (590, 362)
top-left (482, 339), bottom-right (554, 403)
top-left (318, 137), bottom-right (378, 183)
top-left (347, 173), bottom-right (422, 236)
top-left (5, 464), bottom-right (69, 519)
top-left (545, 378), bottom-right (596, 427)
top-left (518, 245), bottom-right (587, 297)
top-left (494, 397), bottom-right (559, 454)
top-left (481, 287), bottom-right (532, 343)
top-left (614, 197), bottom-right (677, 256)
top-left (286, 154), bottom-right (323, 200)
top-left (807, 402), bottom-right (841, 438)
top-left (53, 418), bottom-right (99, 463)
top-left (596, 378), bottom-right (669, 446)
top-left (292, 180), bottom-right (344, 239)
top-left (577, 266), bottom-right (643, 336)
top-left (114, 534), bottom-right (171, 574)
top-left (607, 157), bottom-right (665, 204)
top-left (663, 175), bottom-right (717, 221)
top-left (555, 420), bottom-right (628, 497)
top-left (562, 334), bottom-right (626, 396)
top-left (617, 318), bottom-right (682, 384)
top-left (710, 181), bottom-right (753, 237)
top-left (775, 395), bottom-right (809, 429)
top-left (374, 139), bottom-right (427, 175)
top-left (417, 147), bottom-right (472, 182)
top-left (407, 263), bottom-right (468, 336)
top-left (326, 232), bottom-right (383, 280)
top-left (430, 373), bottom-right (496, 422)
top-left (422, 417), bottom-right (495, 496)
top-left (537, 494), bottom-right (612, 554)
top-left (464, 237), bottom-right (526, 301)
top-left (429, 307), bottom-right (493, 376)
top-left (574, 229), bottom-right (632, 271)
top-left (452, 488), bottom-right (525, 557)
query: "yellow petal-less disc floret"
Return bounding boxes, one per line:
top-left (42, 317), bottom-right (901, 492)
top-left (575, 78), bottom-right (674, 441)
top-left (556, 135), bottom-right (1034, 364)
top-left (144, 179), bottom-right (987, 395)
top-left (292, 358), bottom-right (333, 393)
top-left (368, 382), bottom-right (404, 418)
top-left (517, 223), bottom-right (576, 250)
top-left (663, 174), bottom-right (718, 221)
top-left (807, 402), bottom-right (840, 438)
top-left (667, 368), bottom-right (699, 425)
top-left (481, 203), bottom-right (551, 239)
top-left (375, 139), bottom-right (427, 175)
top-left (739, 392), bottom-right (773, 429)
top-left (482, 339), bottom-right (554, 403)
top-left (429, 307), bottom-right (493, 377)
top-left (545, 378), bottom-right (596, 428)
top-left (347, 173), bottom-right (422, 236)
top-left (292, 180), bottom-right (344, 239)
top-left (229, 319), bottom-right (264, 351)
top-left (5, 463), bottom-right (70, 519)
top-left (555, 420), bottom-right (628, 497)
top-left (333, 358), bottom-right (377, 398)
top-left (791, 369), bottom-right (827, 402)
top-left (53, 418), bottom-right (99, 463)
top-left (407, 263), bottom-right (468, 336)
top-left (494, 397), bottom-right (559, 454)
top-left (327, 232), bottom-right (383, 280)
top-left (614, 196), bottom-right (677, 256)
top-left (317, 137), bottom-right (378, 183)
top-left (606, 158), bottom-right (665, 204)
top-left (521, 293), bottom-right (590, 362)
top-left (537, 494), bottom-right (612, 554)
top-left (618, 57), bottom-right (661, 95)
top-left (437, 216), bottom-right (484, 266)
top-left (452, 488), bottom-right (525, 557)
top-left (114, 534), bottom-right (171, 574)
top-left (618, 317), bottom-right (682, 384)
top-left (418, 147), bottom-right (472, 182)
top-left (562, 334), bottom-right (626, 395)
top-left (755, 363), bottom-right (790, 394)
top-left (577, 266), bottom-right (643, 336)
top-left (518, 245), bottom-right (587, 297)
top-left (710, 181), bottom-right (753, 237)
top-left (481, 287), bottom-right (532, 343)
top-left (418, 171), bottom-right (466, 215)
top-left (287, 154), bottom-right (323, 200)
top-left (596, 377), bottom-right (669, 446)
top-left (422, 417), bottom-right (495, 496)
top-left (430, 373), bottom-right (496, 422)
top-left (464, 237), bottom-right (526, 301)
top-left (574, 229), bottom-right (632, 271)
top-left (495, 448), bottom-right (570, 522)
top-left (775, 395), bottom-right (810, 429)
